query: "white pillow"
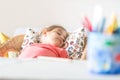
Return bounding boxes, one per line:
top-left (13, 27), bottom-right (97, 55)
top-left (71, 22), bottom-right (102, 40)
top-left (21, 28), bottom-right (38, 49)
top-left (66, 27), bottom-right (87, 59)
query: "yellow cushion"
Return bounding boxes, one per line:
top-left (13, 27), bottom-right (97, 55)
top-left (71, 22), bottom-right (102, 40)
top-left (0, 32), bottom-right (10, 44)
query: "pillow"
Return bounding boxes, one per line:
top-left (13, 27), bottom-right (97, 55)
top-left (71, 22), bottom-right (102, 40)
top-left (21, 28), bottom-right (38, 49)
top-left (66, 27), bottom-right (87, 59)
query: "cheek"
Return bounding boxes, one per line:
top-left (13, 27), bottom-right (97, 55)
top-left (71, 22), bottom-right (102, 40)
top-left (49, 33), bottom-right (57, 39)
top-left (46, 35), bottom-right (55, 41)
top-left (46, 33), bottom-right (58, 42)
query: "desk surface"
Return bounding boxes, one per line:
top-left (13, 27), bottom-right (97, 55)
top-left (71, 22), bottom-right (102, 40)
top-left (0, 57), bottom-right (120, 80)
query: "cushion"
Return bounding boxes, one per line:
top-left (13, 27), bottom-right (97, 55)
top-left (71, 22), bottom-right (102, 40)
top-left (0, 34), bottom-right (24, 57)
top-left (21, 28), bottom-right (38, 49)
top-left (0, 32), bottom-right (10, 44)
top-left (21, 27), bottom-right (87, 60)
top-left (66, 27), bottom-right (87, 59)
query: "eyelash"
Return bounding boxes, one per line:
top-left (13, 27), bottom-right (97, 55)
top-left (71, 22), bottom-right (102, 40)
top-left (54, 31), bottom-right (65, 42)
top-left (56, 32), bottom-right (61, 35)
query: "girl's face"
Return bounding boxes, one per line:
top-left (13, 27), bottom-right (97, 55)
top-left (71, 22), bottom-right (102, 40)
top-left (41, 28), bottom-right (67, 47)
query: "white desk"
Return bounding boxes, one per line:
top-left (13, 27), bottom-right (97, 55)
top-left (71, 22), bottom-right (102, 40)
top-left (0, 57), bottom-right (120, 80)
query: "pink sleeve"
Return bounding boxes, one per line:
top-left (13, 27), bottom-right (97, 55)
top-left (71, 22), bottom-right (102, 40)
top-left (60, 49), bottom-right (69, 58)
top-left (18, 46), bottom-right (40, 59)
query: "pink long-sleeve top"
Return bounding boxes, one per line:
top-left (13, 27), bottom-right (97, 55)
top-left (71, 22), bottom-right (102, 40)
top-left (18, 43), bottom-right (69, 59)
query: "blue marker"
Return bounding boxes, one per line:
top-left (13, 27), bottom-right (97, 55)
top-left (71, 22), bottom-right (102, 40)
top-left (113, 27), bottom-right (120, 35)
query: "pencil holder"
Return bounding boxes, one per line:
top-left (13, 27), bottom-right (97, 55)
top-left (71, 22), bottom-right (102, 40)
top-left (87, 32), bottom-right (120, 74)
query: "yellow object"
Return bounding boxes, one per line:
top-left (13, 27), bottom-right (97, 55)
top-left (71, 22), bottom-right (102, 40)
top-left (103, 63), bottom-right (110, 71)
top-left (4, 52), bottom-right (8, 58)
top-left (105, 14), bottom-right (118, 34)
top-left (0, 32), bottom-right (10, 44)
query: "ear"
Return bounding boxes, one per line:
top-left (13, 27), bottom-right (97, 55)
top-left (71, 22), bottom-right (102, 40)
top-left (41, 29), bottom-right (47, 36)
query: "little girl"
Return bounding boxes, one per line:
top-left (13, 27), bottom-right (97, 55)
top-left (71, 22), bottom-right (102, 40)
top-left (18, 25), bottom-right (69, 59)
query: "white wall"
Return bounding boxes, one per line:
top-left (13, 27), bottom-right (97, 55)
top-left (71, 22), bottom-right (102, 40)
top-left (0, 0), bottom-right (120, 36)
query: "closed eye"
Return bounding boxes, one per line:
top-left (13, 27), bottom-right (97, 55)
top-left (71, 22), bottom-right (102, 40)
top-left (57, 32), bottom-right (61, 35)
top-left (55, 31), bottom-right (61, 35)
top-left (54, 31), bottom-right (65, 42)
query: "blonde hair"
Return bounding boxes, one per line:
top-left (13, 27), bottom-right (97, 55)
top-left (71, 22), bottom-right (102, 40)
top-left (36, 25), bottom-right (68, 42)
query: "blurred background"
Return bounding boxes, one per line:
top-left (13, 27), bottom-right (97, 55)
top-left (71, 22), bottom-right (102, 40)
top-left (0, 0), bottom-right (120, 36)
